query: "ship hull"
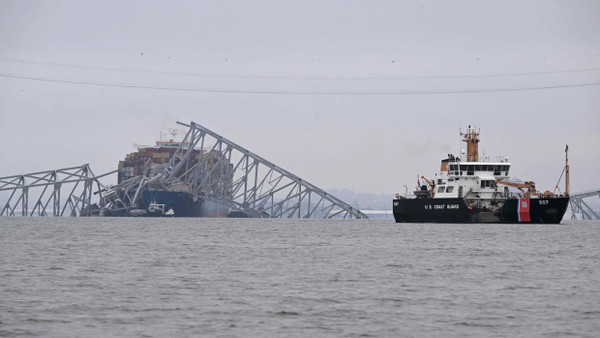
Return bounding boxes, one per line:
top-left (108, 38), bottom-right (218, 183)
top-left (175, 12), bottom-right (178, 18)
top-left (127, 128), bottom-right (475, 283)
top-left (393, 197), bottom-right (569, 224)
top-left (142, 190), bottom-right (229, 218)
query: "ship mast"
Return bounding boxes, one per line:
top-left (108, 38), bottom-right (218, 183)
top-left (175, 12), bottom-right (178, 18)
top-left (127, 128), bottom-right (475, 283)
top-left (553, 144), bottom-right (570, 197)
top-left (461, 125), bottom-right (480, 162)
top-left (565, 144), bottom-right (570, 197)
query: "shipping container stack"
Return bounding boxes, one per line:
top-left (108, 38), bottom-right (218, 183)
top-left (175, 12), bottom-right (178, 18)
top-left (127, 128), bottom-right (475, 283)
top-left (117, 146), bottom-right (208, 184)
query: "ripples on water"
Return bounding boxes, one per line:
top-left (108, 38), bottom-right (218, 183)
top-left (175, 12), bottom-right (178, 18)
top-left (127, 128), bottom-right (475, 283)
top-left (1, 217), bottom-right (599, 337)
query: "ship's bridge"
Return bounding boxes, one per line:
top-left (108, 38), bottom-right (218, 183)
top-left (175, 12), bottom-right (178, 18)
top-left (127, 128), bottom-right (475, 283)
top-left (434, 160), bottom-right (512, 199)
top-left (447, 162), bottom-right (510, 178)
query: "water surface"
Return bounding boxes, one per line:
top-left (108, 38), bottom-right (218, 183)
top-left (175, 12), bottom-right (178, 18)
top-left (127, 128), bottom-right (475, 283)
top-left (1, 217), bottom-right (599, 337)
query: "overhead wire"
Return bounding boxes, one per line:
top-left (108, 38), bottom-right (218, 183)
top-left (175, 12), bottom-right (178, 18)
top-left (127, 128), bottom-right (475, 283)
top-left (1, 57), bottom-right (600, 81)
top-left (1, 72), bottom-right (599, 95)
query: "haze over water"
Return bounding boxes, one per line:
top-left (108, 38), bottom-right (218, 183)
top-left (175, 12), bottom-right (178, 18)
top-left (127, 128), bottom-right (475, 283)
top-left (1, 217), bottom-right (599, 337)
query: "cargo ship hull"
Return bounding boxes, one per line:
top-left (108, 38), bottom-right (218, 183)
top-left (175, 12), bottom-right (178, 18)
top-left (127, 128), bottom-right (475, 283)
top-left (393, 197), bottom-right (569, 224)
top-left (142, 190), bottom-right (229, 217)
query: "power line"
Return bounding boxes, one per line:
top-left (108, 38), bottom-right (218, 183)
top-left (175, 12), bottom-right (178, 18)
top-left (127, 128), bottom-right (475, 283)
top-left (1, 57), bottom-right (600, 81)
top-left (1, 72), bottom-right (599, 95)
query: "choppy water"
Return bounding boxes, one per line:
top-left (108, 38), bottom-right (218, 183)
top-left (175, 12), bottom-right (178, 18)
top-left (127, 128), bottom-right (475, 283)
top-left (1, 217), bottom-right (599, 337)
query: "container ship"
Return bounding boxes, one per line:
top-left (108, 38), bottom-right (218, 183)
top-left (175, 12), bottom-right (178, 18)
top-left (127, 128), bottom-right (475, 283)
top-left (117, 129), bottom-right (232, 217)
top-left (393, 126), bottom-right (570, 223)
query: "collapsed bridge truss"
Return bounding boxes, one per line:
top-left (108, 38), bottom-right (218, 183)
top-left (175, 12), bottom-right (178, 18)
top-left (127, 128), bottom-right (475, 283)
top-left (0, 164), bottom-right (114, 216)
top-left (1, 121), bottom-right (367, 219)
top-left (168, 121), bottom-right (367, 219)
top-left (569, 189), bottom-right (600, 220)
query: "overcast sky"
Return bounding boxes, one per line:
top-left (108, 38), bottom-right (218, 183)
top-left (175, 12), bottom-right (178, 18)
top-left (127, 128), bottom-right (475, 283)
top-left (1, 0), bottom-right (599, 196)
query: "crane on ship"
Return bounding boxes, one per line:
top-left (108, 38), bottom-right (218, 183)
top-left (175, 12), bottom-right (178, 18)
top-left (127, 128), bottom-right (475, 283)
top-left (494, 180), bottom-right (537, 198)
top-left (420, 176), bottom-right (436, 198)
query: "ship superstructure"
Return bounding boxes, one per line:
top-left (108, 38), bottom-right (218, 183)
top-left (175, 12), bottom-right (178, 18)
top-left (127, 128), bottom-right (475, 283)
top-left (393, 126), bottom-right (570, 223)
top-left (119, 130), bottom-right (194, 183)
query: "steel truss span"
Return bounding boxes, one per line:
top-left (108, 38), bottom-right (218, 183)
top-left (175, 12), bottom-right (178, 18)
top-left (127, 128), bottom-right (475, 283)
top-left (100, 121), bottom-right (367, 218)
top-left (0, 164), bottom-right (114, 217)
top-left (569, 189), bottom-right (600, 220)
top-left (1, 122), bottom-right (367, 219)
top-left (164, 121), bottom-right (367, 219)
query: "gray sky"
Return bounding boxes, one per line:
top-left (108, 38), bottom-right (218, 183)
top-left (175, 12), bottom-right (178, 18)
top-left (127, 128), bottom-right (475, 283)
top-left (1, 0), bottom-right (599, 195)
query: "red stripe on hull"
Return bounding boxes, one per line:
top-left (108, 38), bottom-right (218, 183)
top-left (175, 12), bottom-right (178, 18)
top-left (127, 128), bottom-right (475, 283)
top-left (518, 198), bottom-right (531, 222)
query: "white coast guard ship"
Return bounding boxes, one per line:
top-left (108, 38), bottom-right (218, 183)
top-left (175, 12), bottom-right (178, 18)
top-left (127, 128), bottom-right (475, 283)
top-left (393, 126), bottom-right (570, 223)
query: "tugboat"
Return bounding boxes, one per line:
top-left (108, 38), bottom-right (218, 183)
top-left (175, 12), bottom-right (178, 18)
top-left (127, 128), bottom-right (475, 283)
top-left (147, 201), bottom-right (175, 217)
top-left (393, 126), bottom-right (570, 223)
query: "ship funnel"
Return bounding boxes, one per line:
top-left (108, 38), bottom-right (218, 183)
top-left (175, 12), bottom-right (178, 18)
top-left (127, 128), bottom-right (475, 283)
top-left (461, 125), bottom-right (480, 162)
